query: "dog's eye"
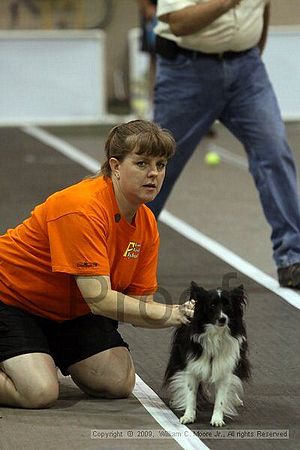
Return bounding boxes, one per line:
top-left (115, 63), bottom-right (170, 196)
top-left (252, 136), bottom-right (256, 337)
top-left (210, 303), bottom-right (216, 309)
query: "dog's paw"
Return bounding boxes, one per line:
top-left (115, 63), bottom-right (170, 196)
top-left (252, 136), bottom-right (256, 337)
top-left (210, 413), bottom-right (225, 427)
top-left (179, 412), bottom-right (196, 424)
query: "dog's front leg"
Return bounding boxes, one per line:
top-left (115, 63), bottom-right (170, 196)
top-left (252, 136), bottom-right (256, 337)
top-left (179, 374), bottom-right (199, 424)
top-left (210, 378), bottom-right (230, 427)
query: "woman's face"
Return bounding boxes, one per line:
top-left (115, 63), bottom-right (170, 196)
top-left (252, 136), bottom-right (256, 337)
top-left (111, 149), bottom-right (167, 207)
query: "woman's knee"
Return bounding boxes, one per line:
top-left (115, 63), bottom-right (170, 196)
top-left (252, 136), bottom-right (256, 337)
top-left (20, 378), bottom-right (59, 409)
top-left (82, 372), bottom-right (135, 399)
top-left (69, 347), bottom-right (136, 399)
top-left (0, 353), bottom-right (59, 409)
top-left (75, 363), bottom-right (135, 399)
top-left (102, 366), bottom-right (136, 399)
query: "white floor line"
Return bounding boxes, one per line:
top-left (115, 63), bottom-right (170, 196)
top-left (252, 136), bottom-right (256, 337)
top-left (22, 126), bottom-right (101, 173)
top-left (160, 210), bottom-right (300, 310)
top-left (134, 375), bottom-right (209, 450)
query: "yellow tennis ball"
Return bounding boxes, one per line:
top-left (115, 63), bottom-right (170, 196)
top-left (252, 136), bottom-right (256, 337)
top-left (204, 151), bottom-right (221, 166)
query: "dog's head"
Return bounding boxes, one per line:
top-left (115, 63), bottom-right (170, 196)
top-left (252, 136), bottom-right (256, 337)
top-left (189, 281), bottom-right (247, 331)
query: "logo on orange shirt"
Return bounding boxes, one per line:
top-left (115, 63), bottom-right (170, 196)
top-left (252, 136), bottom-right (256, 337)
top-left (123, 241), bottom-right (141, 259)
top-left (77, 262), bottom-right (98, 268)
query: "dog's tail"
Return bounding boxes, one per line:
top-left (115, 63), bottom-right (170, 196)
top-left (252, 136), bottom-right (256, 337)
top-left (163, 371), bottom-right (191, 411)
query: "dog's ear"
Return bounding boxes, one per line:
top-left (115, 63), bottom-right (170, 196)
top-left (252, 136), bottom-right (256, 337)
top-left (190, 281), bottom-right (208, 301)
top-left (190, 281), bottom-right (199, 291)
top-left (231, 284), bottom-right (248, 308)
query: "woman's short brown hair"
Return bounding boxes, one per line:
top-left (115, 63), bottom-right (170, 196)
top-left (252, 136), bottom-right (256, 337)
top-left (100, 120), bottom-right (176, 177)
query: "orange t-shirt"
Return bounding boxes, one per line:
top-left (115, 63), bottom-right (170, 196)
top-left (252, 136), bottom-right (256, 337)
top-left (0, 177), bottom-right (159, 322)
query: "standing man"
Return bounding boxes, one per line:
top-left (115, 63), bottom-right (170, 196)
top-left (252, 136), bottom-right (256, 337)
top-left (148, 0), bottom-right (300, 288)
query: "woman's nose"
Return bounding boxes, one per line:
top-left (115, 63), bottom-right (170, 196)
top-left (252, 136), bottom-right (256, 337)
top-left (148, 164), bottom-right (158, 176)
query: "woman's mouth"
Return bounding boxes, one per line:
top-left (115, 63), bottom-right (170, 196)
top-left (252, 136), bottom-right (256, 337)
top-left (143, 183), bottom-right (156, 189)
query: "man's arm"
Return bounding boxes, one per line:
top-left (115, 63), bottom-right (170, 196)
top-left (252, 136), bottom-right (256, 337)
top-left (160, 0), bottom-right (241, 37)
top-left (76, 275), bottom-right (193, 328)
top-left (257, 2), bottom-right (270, 54)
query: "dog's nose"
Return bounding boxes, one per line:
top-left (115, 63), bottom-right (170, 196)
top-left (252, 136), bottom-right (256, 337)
top-left (218, 317), bottom-right (227, 326)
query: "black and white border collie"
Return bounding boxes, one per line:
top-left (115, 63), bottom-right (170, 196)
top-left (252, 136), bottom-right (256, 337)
top-left (164, 282), bottom-right (251, 427)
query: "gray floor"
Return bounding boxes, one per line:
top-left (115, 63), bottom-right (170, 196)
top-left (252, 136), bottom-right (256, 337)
top-left (0, 126), bottom-right (299, 449)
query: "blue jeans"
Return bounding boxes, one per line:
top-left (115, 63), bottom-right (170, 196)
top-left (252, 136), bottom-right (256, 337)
top-left (148, 47), bottom-right (300, 268)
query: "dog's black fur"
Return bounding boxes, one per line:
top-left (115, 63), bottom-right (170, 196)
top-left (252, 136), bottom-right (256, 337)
top-left (164, 282), bottom-right (251, 426)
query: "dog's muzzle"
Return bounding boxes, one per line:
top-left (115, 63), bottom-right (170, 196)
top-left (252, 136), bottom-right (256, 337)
top-left (217, 314), bottom-right (228, 327)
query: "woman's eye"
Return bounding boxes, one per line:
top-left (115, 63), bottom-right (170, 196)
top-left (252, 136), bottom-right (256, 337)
top-left (157, 162), bottom-right (166, 171)
top-left (137, 161), bottom-right (147, 168)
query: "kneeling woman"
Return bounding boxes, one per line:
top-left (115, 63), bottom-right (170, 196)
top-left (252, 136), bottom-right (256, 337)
top-left (0, 120), bottom-right (194, 408)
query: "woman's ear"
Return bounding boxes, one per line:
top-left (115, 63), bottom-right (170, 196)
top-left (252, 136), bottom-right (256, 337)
top-left (109, 158), bottom-right (120, 179)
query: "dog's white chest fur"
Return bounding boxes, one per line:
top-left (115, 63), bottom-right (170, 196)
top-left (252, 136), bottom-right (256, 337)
top-left (189, 325), bottom-right (241, 383)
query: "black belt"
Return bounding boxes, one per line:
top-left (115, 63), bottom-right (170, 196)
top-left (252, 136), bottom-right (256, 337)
top-left (155, 35), bottom-right (251, 61)
top-left (178, 46), bottom-right (250, 60)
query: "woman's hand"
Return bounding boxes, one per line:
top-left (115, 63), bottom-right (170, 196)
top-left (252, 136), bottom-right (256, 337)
top-left (168, 299), bottom-right (195, 326)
